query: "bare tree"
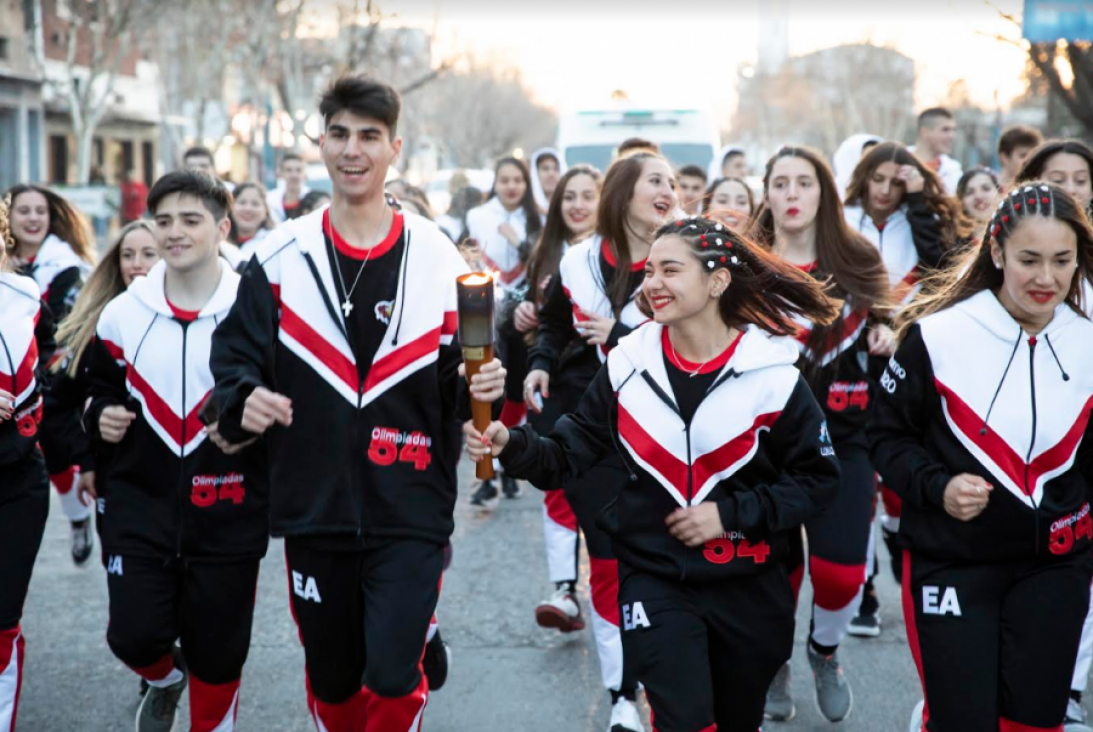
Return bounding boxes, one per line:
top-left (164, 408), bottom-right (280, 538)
top-left (417, 61), bottom-right (556, 168)
top-left (732, 44), bottom-right (915, 156)
top-left (987, 8), bottom-right (1093, 140)
top-left (51, 0), bottom-right (157, 183)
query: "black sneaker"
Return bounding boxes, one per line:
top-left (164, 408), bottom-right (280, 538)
top-left (501, 474), bottom-right (522, 499)
top-left (470, 479), bottom-right (499, 507)
top-left (847, 578), bottom-right (881, 637)
top-left (422, 630), bottom-right (451, 691)
top-left (883, 527), bottom-right (903, 583)
top-left (71, 519), bottom-right (93, 567)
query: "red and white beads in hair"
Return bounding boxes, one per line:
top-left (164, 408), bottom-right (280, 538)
top-left (985, 184), bottom-right (1055, 247)
top-left (667, 215), bottom-right (743, 272)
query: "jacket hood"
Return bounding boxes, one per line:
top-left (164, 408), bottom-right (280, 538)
top-left (36, 234), bottom-right (91, 275)
top-left (953, 288), bottom-right (1081, 345)
top-left (129, 258), bottom-right (241, 318)
top-left (834, 133), bottom-right (882, 197)
top-left (530, 147), bottom-right (567, 211)
top-left (614, 321), bottom-right (799, 381)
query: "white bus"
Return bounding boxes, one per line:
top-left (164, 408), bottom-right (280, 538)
top-left (557, 106), bottom-right (721, 172)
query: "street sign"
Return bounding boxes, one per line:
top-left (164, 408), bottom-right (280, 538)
top-left (1023, 0), bottom-right (1093, 42)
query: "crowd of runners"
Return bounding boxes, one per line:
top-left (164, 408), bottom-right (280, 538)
top-left (3, 75), bottom-right (1093, 732)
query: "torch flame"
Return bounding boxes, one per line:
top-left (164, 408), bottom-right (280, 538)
top-left (462, 272), bottom-right (493, 286)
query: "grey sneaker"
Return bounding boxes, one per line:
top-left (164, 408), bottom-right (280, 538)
top-left (764, 662), bottom-right (795, 722)
top-left (135, 649), bottom-right (187, 732)
top-left (1066, 697), bottom-right (1093, 732)
top-left (807, 645), bottom-right (853, 722)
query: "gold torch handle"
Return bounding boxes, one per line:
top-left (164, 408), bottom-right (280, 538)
top-left (463, 344), bottom-right (496, 480)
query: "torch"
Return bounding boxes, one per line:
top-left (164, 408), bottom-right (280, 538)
top-left (457, 272), bottom-right (497, 480)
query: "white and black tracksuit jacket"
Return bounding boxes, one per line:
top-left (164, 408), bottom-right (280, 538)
top-left (501, 323), bottom-right (840, 582)
top-left (0, 273), bottom-right (53, 468)
top-left (844, 196), bottom-right (946, 305)
top-left (84, 259), bottom-right (269, 561)
top-left (210, 209), bottom-right (469, 544)
top-left (870, 290), bottom-right (1093, 561)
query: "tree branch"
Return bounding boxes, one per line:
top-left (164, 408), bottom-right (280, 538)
top-left (399, 61), bottom-right (452, 97)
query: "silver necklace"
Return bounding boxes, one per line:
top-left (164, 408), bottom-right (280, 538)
top-left (667, 333), bottom-right (730, 378)
top-left (329, 205), bottom-right (389, 318)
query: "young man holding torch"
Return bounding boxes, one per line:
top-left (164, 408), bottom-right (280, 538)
top-left (209, 76), bottom-right (505, 732)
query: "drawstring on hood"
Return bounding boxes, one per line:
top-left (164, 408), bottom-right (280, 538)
top-left (980, 329), bottom-right (1022, 436)
top-left (1043, 332), bottom-right (1070, 382)
top-left (391, 230), bottom-right (412, 346)
top-left (978, 328), bottom-right (1073, 436)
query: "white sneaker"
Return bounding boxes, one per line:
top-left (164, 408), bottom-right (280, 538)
top-left (535, 586), bottom-right (586, 632)
top-left (608, 697), bottom-right (643, 732)
top-left (1066, 697), bottom-right (1093, 732)
top-left (908, 699), bottom-right (924, 732)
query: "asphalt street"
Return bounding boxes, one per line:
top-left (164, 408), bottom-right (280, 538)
top-left (17, 459), bottom-right (1031, 731)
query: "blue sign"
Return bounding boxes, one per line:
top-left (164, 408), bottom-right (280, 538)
top-left (1024, 0), bottom-right (1093, 42)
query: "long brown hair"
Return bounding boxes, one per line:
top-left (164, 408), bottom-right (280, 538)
top-left (598, 152), bottom-right (665, 314)
top-left (1016, 139), bottom-right (1093, 213)
top-left (1016, 140), bottom-right (1093, 186)
top-left (844, 141), bottom-right (974, 243)
top-left (897, 181), bottom-right (1093, 338)
top-left (5, 184), bottom-right (96, 264)
top-left (54, 220), bottom-right (155, 376)
top-left (751, 146), bottom-right (891, 311)
top-left (750, 146), bottom-right (893, 375)
top-left (526, 166), bottom-right (602, 304)
top-left (637, 215), bottom-right (841, 335)
top-left (0, 194), bottom-right (10, 273)
top-left (490, 157), bottom-right (542, 244)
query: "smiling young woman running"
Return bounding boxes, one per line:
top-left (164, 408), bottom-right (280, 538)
top-left (520, 152), bottom-right (676, 732)
top-left (4, 184), bottom-right (98, 564)
top-left (469, 215), bottom-right (842, 732)
top-left (872, 182), bottom-right (1093, 732)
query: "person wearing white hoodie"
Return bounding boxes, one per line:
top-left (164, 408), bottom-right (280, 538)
top-left (841, 140), bottom-right (972, 641)
top-left (5, 183), bottom-right (98, 566)
top-left (909, 107), bottom-right (963, 196)
top-left (530, 147), bottom-right (566, 214)
top-left (464, 156), bottom-right (545, 504)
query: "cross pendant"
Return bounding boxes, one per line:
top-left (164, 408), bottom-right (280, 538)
top-left (342, 300), bottom-right (354, 317)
